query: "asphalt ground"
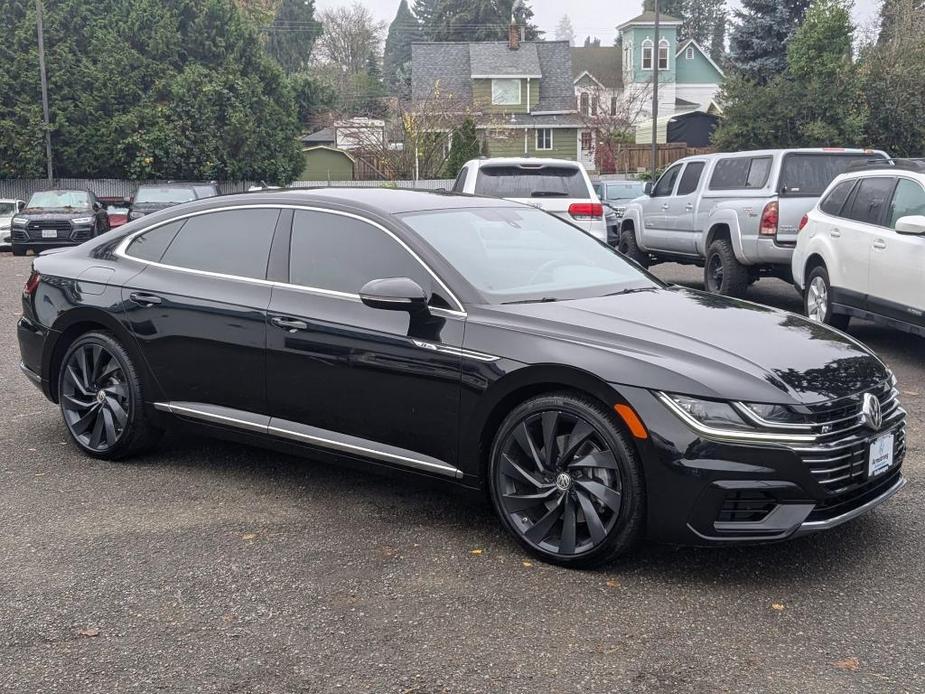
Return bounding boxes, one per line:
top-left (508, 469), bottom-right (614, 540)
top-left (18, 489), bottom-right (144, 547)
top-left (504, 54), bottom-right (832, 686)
top-left (1, 252), bottom-right (922, 693)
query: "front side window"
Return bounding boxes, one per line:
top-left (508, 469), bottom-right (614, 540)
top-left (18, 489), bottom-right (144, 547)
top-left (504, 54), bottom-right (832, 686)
top-left (843, 177), bottom-right (896, 226)
top-left (819, 179), bottom-right (857, 217)
top-left (658, 40), bottom-right (670, 70)
top-left (641, 40), bottom-right (653, 70)
top-left (491, 78), bottom-right (521, 106)
top-left (289, 211), bottom-right (434, 297)
top-left (652, 164), bottom-right (683, 197)
top-left (159, 208), bottom-right (280, 279)
top-left (709, 157), bottom-right (772, 190)
top-left (888, 178), bottom-right (925, 228)
top-left (402, 207), bottom-right (658, 304)
top-left (536, 129), bottom-right (553, 151)
top-left (677, 162), bottom-right (705, 196)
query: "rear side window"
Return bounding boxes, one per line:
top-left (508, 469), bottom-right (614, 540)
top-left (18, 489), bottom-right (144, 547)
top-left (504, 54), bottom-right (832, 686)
top-left (652, 164), bottom-right (683, 197)
top-left (780, 154), bottom-right (886, 197)
top-left (125, 221), bottom-right (185, 262)
top-left (888, 178), bottom-right (925, 228)
top-left (843, 177), bottom-right (896, 226)
top-left (474, 166), bottom-right (588, 198)
top-left (676, 162), bottom-right (705, 196)
top-left (709, 157), bottom-right (772, 190)
top-left (452, 167), bottom-right (469, 193)
top-left (159, 208), bottom-right (280, 279)
top-left (819, 179), bottom-right (856, 217)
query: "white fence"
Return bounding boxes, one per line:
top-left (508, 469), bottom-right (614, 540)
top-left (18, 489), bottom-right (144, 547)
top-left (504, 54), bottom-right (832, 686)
top-left (0, 178), bottom-right (456, 200)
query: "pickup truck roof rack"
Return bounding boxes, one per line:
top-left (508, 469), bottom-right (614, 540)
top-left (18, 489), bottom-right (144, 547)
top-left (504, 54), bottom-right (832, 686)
top-left (845, 158), bottom-right (925, 173)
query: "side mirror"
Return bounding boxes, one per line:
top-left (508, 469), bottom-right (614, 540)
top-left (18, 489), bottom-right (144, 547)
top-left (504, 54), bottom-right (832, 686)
top-left (359, 277), bottom-right (429, 313)
top-left (643, 181), bottom-right (654, 196)
top-left (894, 215), bottom-right (925, 236)
top-left (17, 201), bottom-right (25, 211)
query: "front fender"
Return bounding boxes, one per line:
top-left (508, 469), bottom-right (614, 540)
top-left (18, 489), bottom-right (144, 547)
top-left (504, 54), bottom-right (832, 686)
top-left (620, 204), bottom-right (650, 252)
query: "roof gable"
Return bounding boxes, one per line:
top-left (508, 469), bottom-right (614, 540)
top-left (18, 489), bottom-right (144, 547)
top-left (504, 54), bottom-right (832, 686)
top-left (618, 11), bottom-right (682, 30)
top-left (571, 46), bottom-right (622, 90)
top-left (675, 39), bottom-right (724, 83)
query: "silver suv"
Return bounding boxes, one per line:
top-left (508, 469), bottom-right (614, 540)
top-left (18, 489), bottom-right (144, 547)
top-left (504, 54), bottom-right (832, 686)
top-left (618, 148), bottom-right (888, 296)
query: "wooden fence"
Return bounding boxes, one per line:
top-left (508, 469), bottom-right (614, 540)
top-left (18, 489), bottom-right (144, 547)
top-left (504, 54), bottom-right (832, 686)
top-left (603, 144), bottom-right (715, 174)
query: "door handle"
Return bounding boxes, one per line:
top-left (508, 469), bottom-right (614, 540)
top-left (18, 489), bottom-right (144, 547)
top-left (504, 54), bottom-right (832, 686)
top-left (873, 239), bottom-right (887, 250)
top-left (685, 203), bottom-right (694, 211)
top-left (661, 203), bottom-right (669, 211)
top-left (129, 292), bottom-right (162, 307)
top-left (830, 228), bottom-right (841, 238)
top-left (271, 316), bottom-right (309, 332)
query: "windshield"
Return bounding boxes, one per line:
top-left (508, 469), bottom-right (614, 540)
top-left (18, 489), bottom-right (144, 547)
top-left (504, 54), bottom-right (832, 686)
top-left (134, 186), bottom-right (197, 204)
top-left (780, 153), bottom-right (887, 197)
top-left (401, 207), bottom-right (658, 304)
top-left (605, 182), bottom-right (645, 201)
top-left (27, 190), bottom-right (90, 209)
top-left (0, 202), bottom-right (15, 216)
top-left (107, 206), bottom-right (129, 215)
top-left (474, 166), bottom-right (589, 198)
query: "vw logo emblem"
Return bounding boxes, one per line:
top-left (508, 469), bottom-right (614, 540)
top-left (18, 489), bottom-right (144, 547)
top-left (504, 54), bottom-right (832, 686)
top-left (555, 473), bottom-right (572, 492)
top-left (862, 392), bottom-right (882, 431)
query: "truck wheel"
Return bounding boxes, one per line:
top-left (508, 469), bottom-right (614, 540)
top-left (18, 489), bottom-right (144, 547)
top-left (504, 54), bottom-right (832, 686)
top-left (704, 240), bottom-right (749, 298)
top-left (617, 229), bottom-right (650, 268)
top-left (805, 266), bottom-right (850, 331)
top-left (12, 247), bottom-right (27, 257)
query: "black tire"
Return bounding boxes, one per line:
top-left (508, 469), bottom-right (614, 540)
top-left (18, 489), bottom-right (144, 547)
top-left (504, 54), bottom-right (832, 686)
top-left (58, 331), bottom-right (162, 459)
top-left (12, 246), bottom-right (27, 257)
top-left (617, 228), bottom-right (650, 268)
top-left (804, 265), bottom-right (850, 331)
top-left (488, 392), bottom-right (645, 568)
top-left (704, 239), bottom-right (749, 297)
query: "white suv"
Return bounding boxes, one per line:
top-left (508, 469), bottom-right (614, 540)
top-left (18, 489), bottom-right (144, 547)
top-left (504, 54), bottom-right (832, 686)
top-left (792, 159), bottom-right (925, 337)
top-left (452, 158), bottom-right (607, 242)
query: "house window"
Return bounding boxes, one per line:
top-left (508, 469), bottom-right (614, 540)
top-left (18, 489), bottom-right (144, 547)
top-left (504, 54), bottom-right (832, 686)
top-left (536, 128), bottom-right (553, 150)
top-left (659, 39), bottom-right (670, 70)
top-left (686, 46), bottom-right (695, 60)
top-left (641, 40), bottom-right (653, 70)
top-left (491, 78), bottom-right (521, 106)
top-left (611, 96), bottom-right (618, 115)
top-left (579, 92), bottom-right (590, 115)
top-left (581, 131), bottom-right (593, 151)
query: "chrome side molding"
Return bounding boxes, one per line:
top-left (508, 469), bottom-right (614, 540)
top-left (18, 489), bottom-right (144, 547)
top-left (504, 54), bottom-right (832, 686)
top-left (154, 401), bottom-right (463, 479)
top-left (411, 340), bottom-right (500, 363)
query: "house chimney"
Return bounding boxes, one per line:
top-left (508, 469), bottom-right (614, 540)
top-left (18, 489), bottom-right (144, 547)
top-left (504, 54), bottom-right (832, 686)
top-left (508, 20), bottom-right (520, 50)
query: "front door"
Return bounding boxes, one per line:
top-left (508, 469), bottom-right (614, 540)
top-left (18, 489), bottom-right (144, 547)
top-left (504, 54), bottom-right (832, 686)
top-left (579, 130), bottom-right (595, 171)
top-left (640, 162), bottom-right (683, 251)
top-left (121, 208), bottom-right (282, 413)
top-left (265, 209), bottom-right (465, 469)
top-left (663, 161), bottom-right (706, 254)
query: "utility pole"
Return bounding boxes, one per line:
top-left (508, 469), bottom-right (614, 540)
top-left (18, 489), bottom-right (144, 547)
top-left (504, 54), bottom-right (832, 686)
top-left (650, 0), bottom-right (660, 183)
top-left (36, 0), bottom-right (53, 182)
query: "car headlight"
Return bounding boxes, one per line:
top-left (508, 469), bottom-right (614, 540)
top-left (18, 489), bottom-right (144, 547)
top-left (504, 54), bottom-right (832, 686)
top-left (12, 216), bottom-right (27, 226)
top-left (129, 210), bottom-right (145, 220)
top-left (71, 216), bottom-right (94, 225)
top-left (657, 392), bottom-right (816, 443)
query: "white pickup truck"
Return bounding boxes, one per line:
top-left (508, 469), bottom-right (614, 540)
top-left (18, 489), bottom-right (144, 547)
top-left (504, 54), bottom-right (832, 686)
top-left (617, 148), bottom-right (888, 297)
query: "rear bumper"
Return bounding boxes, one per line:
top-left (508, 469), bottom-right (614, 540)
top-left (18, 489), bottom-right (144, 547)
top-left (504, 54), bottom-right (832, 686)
top-left (17, 316), bottom-right (53, 400)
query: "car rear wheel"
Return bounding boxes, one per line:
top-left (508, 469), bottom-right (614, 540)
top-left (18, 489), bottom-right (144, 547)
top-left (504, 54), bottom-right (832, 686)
top-left (58, 331), bottom-right (161, 459)
top-left (489, 393), bottom-right (645, 568)
top-left (805, 266), bottom-right (850, 331)
top-left (704, 239), bottom-right (749, 297)
top-left (617, 229), bottom-right (650, 268)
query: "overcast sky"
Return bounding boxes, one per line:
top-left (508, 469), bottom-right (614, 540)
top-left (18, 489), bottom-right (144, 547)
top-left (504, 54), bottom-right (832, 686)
top-left (315, 0), bottom-right (883, 45)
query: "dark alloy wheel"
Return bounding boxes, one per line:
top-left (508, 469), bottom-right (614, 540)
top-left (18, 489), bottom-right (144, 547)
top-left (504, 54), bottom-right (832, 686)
top-left (489, 393), bottom-right (644, 567)
top-left (58, 332), bottom-right (161, 459)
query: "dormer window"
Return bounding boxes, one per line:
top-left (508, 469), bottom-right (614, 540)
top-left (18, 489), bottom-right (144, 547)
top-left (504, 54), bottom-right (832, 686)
top-left (659, 39), bottom-right (670, 70)
top-left (491, 79), bottom-right (521, 106)
top-left (641, 39), bottom-right (653, 70)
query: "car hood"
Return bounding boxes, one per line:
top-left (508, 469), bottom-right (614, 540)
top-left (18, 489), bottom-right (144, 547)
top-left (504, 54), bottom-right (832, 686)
top-left (20, 208), bottom-right (92, 219)
top-left (481, 287), bottom-right (887, 406)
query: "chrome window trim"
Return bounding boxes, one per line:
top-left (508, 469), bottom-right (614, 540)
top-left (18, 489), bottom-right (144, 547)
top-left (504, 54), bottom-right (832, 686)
top-left (113, 203), bottom-right (467, 316)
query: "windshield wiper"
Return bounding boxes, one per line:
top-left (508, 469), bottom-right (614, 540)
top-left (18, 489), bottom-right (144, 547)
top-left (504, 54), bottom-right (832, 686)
top-left (605, 287), bottom-right (658, 297)
top-left (503, 297), bottom-right (559, 304)
top-left (529, 191), bottom-right (569, 198)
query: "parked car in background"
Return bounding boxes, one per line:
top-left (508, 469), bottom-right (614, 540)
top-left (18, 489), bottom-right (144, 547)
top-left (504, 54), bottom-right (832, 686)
top-left (0, 198), bottom-right (26, 250)
top-left (793, 158), bottom-right (925, 337)
top-left (10, 190), bottom-right (109, 255)
top-left (128, 182), bottom-right (221, 220)
top-left (17, 188), bottom-right (906, 568)
top-left (453, 158), bottom-right (607, 242)
top-left (99, 196), bottom-right (130, 229)
top-left (594, 180), bottom-right (647, 247)
top-left (618, 148), bottom-right (889, 296)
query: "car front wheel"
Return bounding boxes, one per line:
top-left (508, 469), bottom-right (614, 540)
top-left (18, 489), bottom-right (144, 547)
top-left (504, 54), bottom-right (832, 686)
top-left (617, 229), bottom-right (650, 268)
top-left (805, 265), bottom-right (850, 331)
top-left (489, 393), bottom-right (645, 568)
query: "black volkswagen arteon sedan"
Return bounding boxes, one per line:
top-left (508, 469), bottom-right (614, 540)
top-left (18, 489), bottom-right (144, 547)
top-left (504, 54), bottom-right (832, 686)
top-left (17, 189), bottom-right (906, 567)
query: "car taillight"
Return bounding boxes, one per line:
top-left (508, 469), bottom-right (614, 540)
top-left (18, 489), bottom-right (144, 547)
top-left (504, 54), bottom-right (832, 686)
top-left (23, 269), bottom-right (40, 296)
top-left (798, 213), bottom-right (809, 231)
top-left (569, 203), bottom-right (603, 220)
top-left (759, 200), bottom-right (779, 236)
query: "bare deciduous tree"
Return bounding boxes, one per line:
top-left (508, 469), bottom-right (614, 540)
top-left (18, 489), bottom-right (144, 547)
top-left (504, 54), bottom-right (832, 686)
top-left (577, 85), bottom-right (651, 173)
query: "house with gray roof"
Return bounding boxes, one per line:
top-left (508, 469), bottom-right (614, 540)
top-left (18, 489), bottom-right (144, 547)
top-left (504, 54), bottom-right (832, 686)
top-left (411, 25), bottom-right (596, 169)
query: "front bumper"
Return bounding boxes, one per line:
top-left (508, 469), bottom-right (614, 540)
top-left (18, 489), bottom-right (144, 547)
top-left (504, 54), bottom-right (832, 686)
top-left (620, 385), bottom-right (907, 545)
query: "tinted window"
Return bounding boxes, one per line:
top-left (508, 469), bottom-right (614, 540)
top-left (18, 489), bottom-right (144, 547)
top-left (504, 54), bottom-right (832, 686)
top-left (780, 154), bottom-right (886, 197)
top-left (605, 182), bottom-right (645, 201)
top-left (652, 164), bottom-right (682, 197)
top-left (135, 186), bottom-right (197, 204)
top-left (452, 167), bottom-right (468, 193)
top-left (27, 190), bottom-right (91, 209)
top-left (474, 166), bottom-right (588, 198)
top-left (125, 221), bottom-right (185, 262)
top-left (819, 179), bottom-right (856, 217)
top-left (677, 162), bottom-right (705, 196)
top-left (709, 157), bottom-right (772, 190)
top-left (889, 178), bottom-right (925, 228)
top-left (843, 177), bottom-right (895, 225)
top-left (160, 209), bottom-right (279, 279)
top-left (289, 211), bottom-right (431, 295)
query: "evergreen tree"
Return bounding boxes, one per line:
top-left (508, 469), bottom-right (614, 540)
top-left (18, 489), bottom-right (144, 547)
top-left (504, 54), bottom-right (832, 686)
top-left (583, 36), bottom-right (602, 48)
top-left (682, 0), bottom-right (727, 63)
top-left (266, 0), bottom-right (322, 74)
top-left (729, 0), bottom-right (811, 83)
top-left (443, 118), bottom-right (480, 178)
top-left (384, 0), bottom-right (419, 99)
top-left (413, 0), bottom-right (442, 40)
top-left (554, 14), bottom-right (575, 45)
top-left (643, 0), bottom-right (685, 18)
top-left (427, 0), bottom-right (541, 42)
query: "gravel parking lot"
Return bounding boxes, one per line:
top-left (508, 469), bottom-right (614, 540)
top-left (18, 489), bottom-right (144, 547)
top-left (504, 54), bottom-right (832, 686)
top-left (1, 252), bottom-right (922, 693)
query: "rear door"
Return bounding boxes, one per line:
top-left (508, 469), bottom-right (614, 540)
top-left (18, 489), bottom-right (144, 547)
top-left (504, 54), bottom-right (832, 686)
top-left (777, 152), bottom-right (888, 247)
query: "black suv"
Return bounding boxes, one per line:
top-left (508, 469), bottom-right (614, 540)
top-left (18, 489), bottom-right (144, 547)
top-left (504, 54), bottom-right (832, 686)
top-left (11, 189), bottom-right (110, 256)
top-left (128, 182), bottom-right (221, 221)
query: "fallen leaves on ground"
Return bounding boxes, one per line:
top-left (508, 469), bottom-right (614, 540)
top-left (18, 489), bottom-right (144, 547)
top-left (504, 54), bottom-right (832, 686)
top-left (522, 561), bottom-right (533, 568)
top-left (834, 657), bottom-right (860, 671)
top-left (605, 579), bottom-right (620, 588)
top-left (468, 548), bottom-right (483, 555)
top-left (78, 627), bottom-right (100, 638)
top-left (771, 603), bottom-right (785, 611)
top-left (241, 533), bottom-right (257, 541)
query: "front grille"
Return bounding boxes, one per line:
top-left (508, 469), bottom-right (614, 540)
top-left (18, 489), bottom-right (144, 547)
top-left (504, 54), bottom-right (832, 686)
top-left (717, 490), bottom-right (776, 523)
top-left (25, 219), bottom-right (72, 240)
top-left (806, 466), bottom-right (903, 522)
